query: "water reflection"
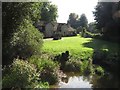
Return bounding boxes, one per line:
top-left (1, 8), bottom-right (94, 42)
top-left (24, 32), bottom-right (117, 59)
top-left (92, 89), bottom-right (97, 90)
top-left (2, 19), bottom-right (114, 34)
top-left (59, 74), bottom-right (92, 88)
top-left (57, 72), bottom-right (120, 88)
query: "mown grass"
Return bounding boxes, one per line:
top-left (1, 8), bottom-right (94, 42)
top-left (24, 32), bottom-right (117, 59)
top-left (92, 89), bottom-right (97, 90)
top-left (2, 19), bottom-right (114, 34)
top-left (42, 35), bottom-right (119, 60)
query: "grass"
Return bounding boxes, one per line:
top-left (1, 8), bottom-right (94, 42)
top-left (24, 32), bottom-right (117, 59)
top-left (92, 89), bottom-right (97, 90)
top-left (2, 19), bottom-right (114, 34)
top-left (42, 35), bottom-right (119, 60)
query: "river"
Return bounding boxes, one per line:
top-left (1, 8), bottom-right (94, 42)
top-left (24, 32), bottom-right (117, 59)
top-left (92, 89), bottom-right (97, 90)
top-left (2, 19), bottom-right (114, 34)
top-left (50, 72), bottom-right (120, 89)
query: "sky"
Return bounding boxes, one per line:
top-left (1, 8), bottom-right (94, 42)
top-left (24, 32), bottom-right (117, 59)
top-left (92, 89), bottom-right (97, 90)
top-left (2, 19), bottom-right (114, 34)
top-left (49, 0), bottom-right (98, 23)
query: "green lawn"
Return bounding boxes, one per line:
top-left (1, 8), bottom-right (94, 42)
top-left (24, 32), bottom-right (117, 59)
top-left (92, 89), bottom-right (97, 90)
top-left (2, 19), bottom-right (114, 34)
top-left (42, 35), bottom-right (119, 59)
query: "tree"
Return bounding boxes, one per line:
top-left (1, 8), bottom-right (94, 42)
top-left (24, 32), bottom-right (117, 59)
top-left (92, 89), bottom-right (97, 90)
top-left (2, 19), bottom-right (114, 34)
top-left (93, 2), bottom-right (120, 41)
top-left (2, 2), bottom-right (41, 41)
top-left (88, 22), bottom-right (98, 33)
top-left (78, 14), bottom-right (88, 29)
top-left (40, 2), bottom-right (58, 22)
top-left (2, 2), bottom-right (43, 65)
top-left (67, 13), bottom-right (79, 29)
top-left (67, 13), bottom-right (88, 34)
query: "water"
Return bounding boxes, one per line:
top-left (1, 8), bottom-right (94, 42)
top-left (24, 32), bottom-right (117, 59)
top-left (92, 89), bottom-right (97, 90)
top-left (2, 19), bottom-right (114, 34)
top-left (51, 72), bottom-right (120, 88)
top-left (59, 75), bottom-right (92, 88)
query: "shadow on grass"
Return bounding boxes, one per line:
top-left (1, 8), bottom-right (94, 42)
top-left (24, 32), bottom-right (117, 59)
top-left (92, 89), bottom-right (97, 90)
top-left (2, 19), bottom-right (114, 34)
top-left (83, 38), bottom-right (120, 74)
top-left (82, 38), bottom-right (119, 52)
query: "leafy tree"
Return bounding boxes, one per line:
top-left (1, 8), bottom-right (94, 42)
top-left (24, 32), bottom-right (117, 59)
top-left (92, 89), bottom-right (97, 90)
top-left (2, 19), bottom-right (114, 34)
top-left (88, 22), bottom-right (98, 33)
top-left (93, 2), bottom-right (113, 30)
top-left (78, 14), bottom-right (88, 29)
top-left (67, 13), bottom-right (79, 29)
top-left (2, 2), bottom-right (41, 42)
top-left (67, 13), bottom-right (88, 34)
top-left (93, 2), bottom-right (120, 41)
top-left (10, 19), bottom-right (43, 60)
top-left (40, 2), bottom-right (58, 22)
top-left (2, 2), bottom-right (43, 65)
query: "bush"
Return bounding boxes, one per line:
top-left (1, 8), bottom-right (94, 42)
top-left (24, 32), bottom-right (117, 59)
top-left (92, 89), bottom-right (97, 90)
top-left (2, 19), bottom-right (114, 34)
top-left (94, 66), bottom-right (104, 76)
top-left (54, 51), bottom-right (70, 69)
top-left (2, 2), bottom-right (43, 66)
top-left (64, 59), bottom-right (81, 72)
top-left (40, 71), bottom-right (58, 85)
top-left (92, 49), bottom-right (108, 65)
top-left (53, 31), bottom-right (62, 40)
top-left (10, 19), bottom-right (43, 59)
top-left (29, 56), bottom-right (59, 85)
top-left (80, 58), bottom-right (94, 75)
top-left (2, 59), bottom-right (49, 89)
top-left (80, 27), bottom-right (101, 38)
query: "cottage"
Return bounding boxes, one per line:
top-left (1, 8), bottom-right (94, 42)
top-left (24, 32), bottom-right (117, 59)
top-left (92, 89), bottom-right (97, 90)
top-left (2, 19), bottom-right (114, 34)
top-left (61, 24), bottom-right (76, 36)
top-left (36, 21), bottom-right (76, 38)
top-left (45, 22), bottom-right (58, 38)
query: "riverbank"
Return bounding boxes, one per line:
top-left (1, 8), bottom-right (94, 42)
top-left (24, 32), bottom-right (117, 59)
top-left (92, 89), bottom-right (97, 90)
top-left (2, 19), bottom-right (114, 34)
top-left (41, 35), bottom-right (120, 88)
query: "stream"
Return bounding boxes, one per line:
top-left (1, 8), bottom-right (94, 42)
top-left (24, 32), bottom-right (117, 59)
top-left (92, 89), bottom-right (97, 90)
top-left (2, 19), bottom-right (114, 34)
top-left (50, 72), bottom-right (120, 89)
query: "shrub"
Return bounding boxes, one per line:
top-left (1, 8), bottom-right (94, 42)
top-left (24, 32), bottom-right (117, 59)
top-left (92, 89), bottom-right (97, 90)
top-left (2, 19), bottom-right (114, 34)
top-left (92, 49), bottom-right (108, 65)
top-left (10, 19), bottom-right (43, 59)
top-left (80, 58), bottom-right (94, 75)
top-left (2, 59), bottom-right (49, 89)
top-left (2, 2), bottom-right (42, 65)
top-left (54, 51), bottom-right (70, 69)
top-left (29, 56), bottom-right (59, 85)
top-left (94, 66), bottom-right (104, 76)
top-left (40, 71), bottom-right (58, 85)
top-left (29, 56), bottom-right (59, 72)
top-left (64, 59), bottom-right (81, 72)
top-left (104, 52), bottom-right (120, 73)
top-left (53, 31), bottom-right (62, 40)
top-left (80, 27), bottom-right (101, 38)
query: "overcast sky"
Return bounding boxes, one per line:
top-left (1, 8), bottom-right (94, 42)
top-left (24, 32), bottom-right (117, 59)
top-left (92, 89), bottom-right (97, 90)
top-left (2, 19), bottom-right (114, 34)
top-left (49, 0), bottom-right (98, 23)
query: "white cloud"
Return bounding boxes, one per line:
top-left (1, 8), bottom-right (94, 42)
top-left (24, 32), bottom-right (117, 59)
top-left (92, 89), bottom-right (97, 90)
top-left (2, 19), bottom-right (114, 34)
top-left (50, 0), bottom-right (98, 23)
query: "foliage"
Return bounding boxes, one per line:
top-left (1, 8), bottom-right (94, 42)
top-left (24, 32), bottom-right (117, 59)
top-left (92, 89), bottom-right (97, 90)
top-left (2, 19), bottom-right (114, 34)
top-left (40, 2), bottom-right (58, 22)
top-left (29, 56), bottom-right (59, 72)
top-left (80, 60), bottom-right (93, 75)
top-left (64, 59), bottom-right (81, 72)
top-left (80, 27), bottom-right (101, 38)
top-left (2, 59), bottom-right (49, 88)
top-left (92, 49), bottom-right (120, 74)
top-left (29, 56), bottom-right (59, 85)
top-left (76, 26), bottom-right (82, 33)
top-left (78, 14), bottom-right (88, 28)
top-left (67, 13), bottom-right (88, 31)
top-left (94, 66), bottom-right (104, 76)
top-left (40, 71), bottom-right (58, 85)
top-left (54, 51), bottom-right (69, 69)
top-left (92, 49), bottom-right (108, 65)
top-left (67, 13), bottom-right (79, 29)
top-left (10, 19), bottom-right (43, 59)
top-left (93, 2), bottom-right (120, 42)
top-left (2, 2), bottom-right (43, 65)
top-left (88, 22), bottom-right (99, 33)
top-left (2, 2), bottom-right (42, 41)
top-left (53, 31), bottom-right (62, 40)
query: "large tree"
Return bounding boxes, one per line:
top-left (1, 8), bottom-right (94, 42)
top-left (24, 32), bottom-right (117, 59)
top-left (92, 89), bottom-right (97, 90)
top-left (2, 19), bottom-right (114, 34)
top-left (40, 2), bottom-right (58, 22)
top-left (93, 2), bottom-right (120, 41)
top-left (78, 14), bottom-right (88, 28)
top-left (2, 2), bottom-right (41, 41)
top-left (2, 2), bottom-right (43, 65)
top-left (67, 13), bottom-right (79, 29)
